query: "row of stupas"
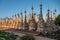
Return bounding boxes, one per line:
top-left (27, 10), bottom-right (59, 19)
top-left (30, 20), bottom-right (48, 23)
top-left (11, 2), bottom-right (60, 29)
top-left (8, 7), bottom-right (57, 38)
top-left (0, 3), bottom-right (57, 33)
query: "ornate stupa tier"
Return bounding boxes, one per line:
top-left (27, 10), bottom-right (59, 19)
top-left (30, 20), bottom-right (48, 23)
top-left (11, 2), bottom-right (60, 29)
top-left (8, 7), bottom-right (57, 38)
top-left (37, 3), bottom-right (45, 32)
top-left (23, 10), bottom-right (29, 30)
top-left (17, 11), bottom-right (23, 30)
top-left (33, 13), bottom-right (38, 23)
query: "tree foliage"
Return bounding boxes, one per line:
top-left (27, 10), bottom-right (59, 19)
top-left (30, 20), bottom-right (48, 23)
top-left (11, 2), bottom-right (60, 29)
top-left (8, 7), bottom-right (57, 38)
top-left (55, 14), bottom-right (60, 25)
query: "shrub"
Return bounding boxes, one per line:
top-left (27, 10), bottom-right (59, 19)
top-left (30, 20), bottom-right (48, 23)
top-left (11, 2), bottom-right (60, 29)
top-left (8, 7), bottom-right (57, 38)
top-left (20, 34), bottom-right (35, 40)
top-left (0, 30), bottom-right (18, 40)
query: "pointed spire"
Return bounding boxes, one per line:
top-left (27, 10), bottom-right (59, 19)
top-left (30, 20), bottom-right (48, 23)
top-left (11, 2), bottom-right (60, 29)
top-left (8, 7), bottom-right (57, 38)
top-left (55, 9), bottom-right (56, 12)
top-left (24, 9), bottom-right (28, 30)
top-left (53, 9), bottom-right (56, 20)
top-left (50, 11), bottom-right (52, 20)
top-left (14, 13), bottom-right (17, 19)
top-left (17, 13), bottom-right (20, 18)
top-left (53, 9), bottom-right (56, 15)
top-left (24, 9), bottom-right (26, 18)
top-left (15, 14), bottom-right (17, 18)
top-left (24, 9), bottom-right (27, 23)
top-left (24, 9), bottom-right (26, 13)
top-left (32, 5), bottom-right (34, 10)
top-left (31, 5), bottom-right (34, 13)
top-left (31, 5), bottom-right (34, 19)
top-left (46, 8), bottom-right (50, 22)
top-left (27, 13), bottom-right (31, 23)
top-left (20, 10), bottom-right (23, 18)
top-left (20, 11), bottom-right (22, 16)
top-left (47, 8), bottom-right (50, 20)
top-left (46, 13), bottom-right (48, 22)
top-left (20, 10), bottom-right (23, 22)
top-left (12, 14), bottom-right (17, 20)
top-left (39, 3), bottom-right (43, 20)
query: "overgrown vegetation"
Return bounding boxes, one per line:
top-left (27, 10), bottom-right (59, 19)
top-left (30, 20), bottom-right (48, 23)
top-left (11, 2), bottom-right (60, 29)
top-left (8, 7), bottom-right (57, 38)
top-left (0, 30), bottom-right (18, 40)
top-left (55, 14), bottom-right (60, 25)
top-left (56, 29), bottom-right (60, 40)
top-left (20, 34), bottom-right (35, 40)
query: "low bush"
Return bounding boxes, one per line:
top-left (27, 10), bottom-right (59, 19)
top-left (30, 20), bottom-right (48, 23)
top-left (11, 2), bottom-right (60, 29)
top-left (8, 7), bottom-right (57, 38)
top-left (0, 30), bottom-right (18, 40)
top-left (20, 34), bottom-right (35, 40)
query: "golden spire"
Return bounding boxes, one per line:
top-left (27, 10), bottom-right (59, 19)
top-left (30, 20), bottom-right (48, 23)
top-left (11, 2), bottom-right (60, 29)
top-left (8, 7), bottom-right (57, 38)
top-left (50, 10), bottom-right (52, 20)
top-left (53, 9), bottom-right (56, 20)
top-left (46, 8), bottom-right (50, 22)
top-left (31, 5), bottom-right (34, 20)
top-left (17, 13), bottom-right (20, 18)
top-left (24, 9), bottom-right (26, 23)
top-left (39, 3), bottom-right (43, 20)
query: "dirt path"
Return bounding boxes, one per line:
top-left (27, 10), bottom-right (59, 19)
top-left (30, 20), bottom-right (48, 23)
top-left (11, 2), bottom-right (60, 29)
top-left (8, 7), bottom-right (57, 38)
top-left (5, 30), bottom-right (55, 40)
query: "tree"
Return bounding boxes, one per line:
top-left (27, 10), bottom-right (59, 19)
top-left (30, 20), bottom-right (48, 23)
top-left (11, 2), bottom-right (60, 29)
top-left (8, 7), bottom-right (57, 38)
top-left (55, 14), bottom-right (60, 25)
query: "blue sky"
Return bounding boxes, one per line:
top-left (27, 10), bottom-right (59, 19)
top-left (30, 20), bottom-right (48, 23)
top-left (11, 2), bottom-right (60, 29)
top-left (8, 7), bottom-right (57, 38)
top-left (0, 0), bottom-right (60, 19)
